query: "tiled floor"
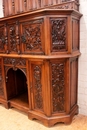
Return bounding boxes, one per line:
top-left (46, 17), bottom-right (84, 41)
top-left (0, 105), bottom-right (87, 130)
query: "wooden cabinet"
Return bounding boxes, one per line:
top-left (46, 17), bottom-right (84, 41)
top-left (0, 5), bottom-right (82, 127)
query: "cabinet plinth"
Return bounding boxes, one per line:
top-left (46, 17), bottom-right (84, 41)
top-left (0, 9), bottom-right (82, 127)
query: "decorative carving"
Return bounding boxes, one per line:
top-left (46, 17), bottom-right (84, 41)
top-left (51, 62), bottom-right (65, 112)
top-left (4, 58), bottom-right (26, 66)
top-left (33, 65), bottom-right (43, 110)
top-left (0, 26), bottom-right (5, 50)
top-left (4, 23), bottom-right (9, 54)
top-left (50, 18), bottom-right (67, 51)
top-left (50, 3), bottom-right (73, 9)
top-left (15, 21), bottom-right (20, 54)
top-left (9, 25), bottom-right (17, 52)
top-left (21, 19), bottom-right (43, 51)
top-left (12, 0), bottom-right (15, 10)
top-left (0, 59), bottom-right (4, 96)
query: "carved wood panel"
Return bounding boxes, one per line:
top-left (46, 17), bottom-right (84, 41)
top-left (30, 62), bottom-right (43, 112)
top-left (50, 18), bottom-right (67, 52)
top-left (0, 58), bottom-right (4, 96)
top-left (21, 19), bottom-right (44, 54)
top-left (8, 21), bottom-right (20, 54)
top-left (50, 60), bottom-right (65, 113)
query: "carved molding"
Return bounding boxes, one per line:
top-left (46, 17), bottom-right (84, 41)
top-left (51, 62), bottom-right (65, 113)
top-left (50, 18), bottom-right (67, 51)
top-left (33, 65), bottom-right (43, 110)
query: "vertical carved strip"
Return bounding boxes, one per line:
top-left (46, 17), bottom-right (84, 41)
top-left (12, 0), bottom-right (15, 15)
top-left (51, 62), bottom-right (65, 113)
top-left (33, 65), bottom-right (43, 110)
top-left (4, 23), bottom-right (9, 54)
top-left (16, 21), bottom-right (20, 54)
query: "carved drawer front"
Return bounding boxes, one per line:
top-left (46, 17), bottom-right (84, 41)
top-left (0, 25), bottom-right (6, 53)
top-left (29, 61), bottom-right (44, 113)
top-left (21, 19), bottom-right (45, 55)
top-left (0, 58), bottom-right (4, 97)
top-left (50, 17), bottom-right (67, 53)
top-left (7, 21), bottom-right (21, 54)
top-left (50, 60), bottom-right (66, 114)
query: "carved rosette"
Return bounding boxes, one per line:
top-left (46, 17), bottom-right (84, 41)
top-left (50, 18), bottom-right (67, 51)
top-left (51, 62), bottom-right (65, 113)
top-left (33, 65), bottom-right (43, 110)
top-left (21, 19), bottom-right (43, 52)
top-left (0, 59), bottom-right (4, 96)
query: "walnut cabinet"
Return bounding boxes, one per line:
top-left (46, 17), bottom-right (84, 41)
top-left (0, 9), bottom-right (82, 127)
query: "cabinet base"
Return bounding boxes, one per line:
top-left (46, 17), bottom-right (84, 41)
top-left (28, 105), bottom-right (78, 127)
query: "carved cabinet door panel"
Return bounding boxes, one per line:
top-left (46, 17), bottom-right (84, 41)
top-left (29, 60), bottom-right (44, 113)
top-left (50, 17), bottom-right (67, 53)
top-left (7, 21), bottom-right (21, 54)
top-left (50, 59), bottom-right (67, 114)
top-left (21, 19), bottom-right (45, 55)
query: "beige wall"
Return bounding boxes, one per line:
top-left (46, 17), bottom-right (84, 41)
top-left (0, 0), bottom-right (3, 17)
top-left (0, 0), bottom-right (87, 115)
top-left (78, 0), bottom-right (87, 115)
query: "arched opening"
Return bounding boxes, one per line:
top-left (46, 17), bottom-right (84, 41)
top-left (6, 68), bottom-right (29, 112)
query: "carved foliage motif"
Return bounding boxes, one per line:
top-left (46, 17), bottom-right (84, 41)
top-left (0, 59), bottom-right (4, 96)
top-left (51, 62), bottom-right (65, 112)
top-left (9, 25), bottom-right (17, 52)
top-left (4, 58), bottom-right (26, 66)
top-left (51, 18), bottom-right (67, 51)
top-left (0, 26), bottom-right (5, 50)
top-left (33, 65), bottom-right (43, 110)
top-left (21, 19), bottom-right (43, 51)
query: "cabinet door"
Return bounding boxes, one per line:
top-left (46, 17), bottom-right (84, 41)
top-left (29, 60), bottom-right (44, 113)
top-left (50, 59), bottom-right (67, 114)
top-left (21, 19), bottom-right (45, 55)
top-left (0, 58), bottom-right (5, 98)
top-left (7, 21), bottom-right (21, 54)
